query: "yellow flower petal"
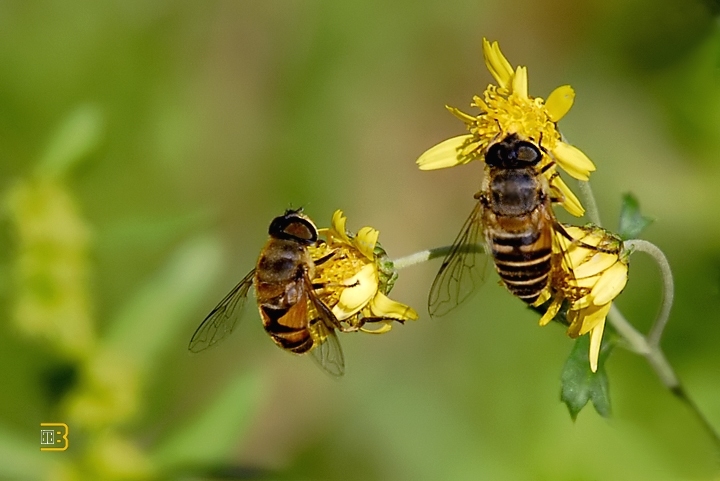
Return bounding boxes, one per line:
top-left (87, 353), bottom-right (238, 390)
top-left (566, 274), bottom-right (603, 290)
top-left (588, 321), bottom-right (606, 373)
top-left (550, 175), bottom-right (585, 217)
top-left (370, 291), bottom-right (419, 321)
top-left (460, 140), bottom-right (483, 158)
top-left (330, 210), bottom-right (351, 244)
top-left (551, 142), bottom-right (596, 181)
top-left (571, 293), bottom-right (594, 310)
top-left (446, 105), bottom-right (476, 122)
top-left (471, 95), bottom-right (489, 112)
top-left (591, 262), bottom-right (628, 305)
top-left (416, 135), bottom-right (474, 170)
top-left (331, 264), bottom-right (378, 320)
top-left (538, 297), bottom-right (562, 326)
top-left (533, 289), bottom-right (552, 306)
top-left (512, 66), bottom-right (528, 99)
top-left (560, 225), bottom-right (585, 243)
top-left (482, 38), bottom-right (513, 89)
top-left (354, 226), bottom-right (379, 260)
top-left (560, 235), bottom-right (597, 270)
top-left (575, 302), bottom-right (611, 336)
top-left (545, 85), bottom-right (575, 122)
top-left (572, 252), bottom-right (620, 279)
top-left (360, 322), bottom-right (394, 334)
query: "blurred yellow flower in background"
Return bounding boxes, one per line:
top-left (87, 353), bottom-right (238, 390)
top-left (537, 225), bottom-right (629, 372)
top-left (416, 38), bottom-right (595, 217)
top-left (309, 210), bottom-right (418, 334)
top-left (5, 178), bottom-right (95, 358)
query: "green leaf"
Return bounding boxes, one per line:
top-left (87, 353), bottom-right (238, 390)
top-left (0, 425), bottom-right (55, 480)
top-left (105, 235), bottom-right (224, 371)
top-left (36, 104), bottom-right (104, 178)
top-left (560, 335), bottom-right (613, 420)
top-left (151, 371), bottom-right (263, 471)
top-left (618, 193), bottom-right (653, 240)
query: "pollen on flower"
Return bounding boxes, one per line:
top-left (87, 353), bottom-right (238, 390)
top-left (309, 240), bottom-right (368, 311)
top-left (309, 210), bottom-right (418, 333)
top-left (537, 224), bottom-right (629, 372)
top-left (416, 38), bottom-right (596, 217)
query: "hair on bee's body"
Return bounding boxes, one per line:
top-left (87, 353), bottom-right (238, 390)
top-left (479, 134), bottom-right (555, 304)
top-left (189, 208), bottom-right (345, 376)
top-left (428, 133), bottom-right (563, 316)
top-left (254, 211), bottom-right (319, 354)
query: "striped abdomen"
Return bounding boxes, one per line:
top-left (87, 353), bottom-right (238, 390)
top-left (261, 301), bottom-right (314, 354)
top-left (489, 227), bottom-right (552, 304)
top-left (255, 237), bottom-right (316, 354)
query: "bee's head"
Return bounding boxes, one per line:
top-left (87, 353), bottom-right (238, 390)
top-left (269, 208), bottom-right (318, 244)
top-left (485, 134), bottom-right (542, 169)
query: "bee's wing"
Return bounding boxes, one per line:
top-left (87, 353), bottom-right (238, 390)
top-left (428, 201), bottom-right (488, 318)
top-left (188, 269), bottom-right (255, 352)
top-left (305, 276), bottom-right (345, 377)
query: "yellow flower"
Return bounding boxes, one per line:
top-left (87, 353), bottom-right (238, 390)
top-left (308, 210), bottom-right (418, 333)
top-left (537, 225), bottom-right (629, 372)
top-left (416, 38), bottom-right (595, 217)
top-left (5, 178), bottom-right (95, 358)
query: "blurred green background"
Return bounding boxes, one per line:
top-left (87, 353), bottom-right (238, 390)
top-left (1, 1), bottom-right (720, 480)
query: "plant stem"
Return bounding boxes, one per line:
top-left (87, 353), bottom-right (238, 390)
top-left (576, 180), bottom-right (720, 448)
top-left (392, 246), bottom-right (450, 270)
top-left (625, 239), bottom-right (674, 348)
top-left (392, 178), bottom-right (720, 447)
top-left (577, 181), bottom-right (602, 226)
top-left (392, 244), bottom-right (484, 270)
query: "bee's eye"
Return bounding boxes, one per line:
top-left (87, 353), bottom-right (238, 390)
top-left (269, 214), bottom-right (318, 243)
top-left (515, 143), bottom-right (540, 165)
top-left (485, 143), bottom-right (505, 167)
top-left (283, 221), bottom-right (315, 242)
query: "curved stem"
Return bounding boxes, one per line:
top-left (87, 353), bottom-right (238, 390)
top-left (606, 304), bottom-right (649, 355)
top-left (625, 239), bottom-right (674, 348)
top-left (576, 181), bottom-right (720, 447)
top-left (392, 180), bottom-right (720, 446)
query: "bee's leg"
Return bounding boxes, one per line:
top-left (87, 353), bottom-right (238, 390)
top-left (338, 323), bottom-right (361, 333)
top-left (540, 160), bottom-right (555, 174)
top-left (361, 316), bottom-right (405, 325)
top-left (336, 313), bottom-right (395, 333)
top-left (474, 191), bottom-right (490, 207)
top-left (545, 170), bottom-right (566, 203)
top-left (314, 249), bottom-right (338, 266)
top-left (552, 221), bottom-right (619, 254)
top-left (311, 280), bottom-right (360, 290)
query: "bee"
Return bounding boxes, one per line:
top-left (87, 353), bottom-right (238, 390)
top-left (428, 133), bottom-right (562, 316)
top-left (188, 209), bottom-right (345, 376)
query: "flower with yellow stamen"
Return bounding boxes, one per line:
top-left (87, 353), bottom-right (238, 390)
top-left (309, 210), bottom-right (418, 333)
top-left (536, 225), bottom-right (629, 372)
top-left (416, 38), bottom-right (595, 217)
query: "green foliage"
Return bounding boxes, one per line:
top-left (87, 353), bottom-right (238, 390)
top-left (2, 105), bottom-right (262, 479)
top-left (151, 371), bottom-right (263, 474)
top-left (36, 104), bottom-right (104, 179)
top-left (105, 235), bottom-right (223, 368)
top-left (560, 335), bottom-right (613, 420)
top-left (1, 2), bottom-right (719, 480)
top-left (618, 193), bottom-right (654, 240)
top-left (0, 426), bottom-right (54, 481)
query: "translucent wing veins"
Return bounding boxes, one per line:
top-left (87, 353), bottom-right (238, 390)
top-left (305, 274), bottom-right (345, 377)
top-left (188, 269), bottom-right (255, 352)
top-left (428, 201), bottom-right (487, 318)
